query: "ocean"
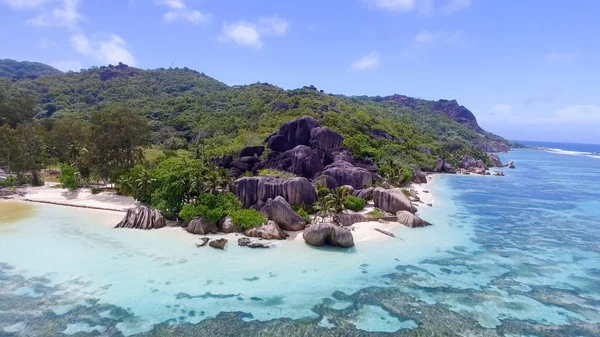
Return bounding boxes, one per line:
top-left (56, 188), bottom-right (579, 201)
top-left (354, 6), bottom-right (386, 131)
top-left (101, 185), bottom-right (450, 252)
top-left (1, 143), bottom-right (599, 336)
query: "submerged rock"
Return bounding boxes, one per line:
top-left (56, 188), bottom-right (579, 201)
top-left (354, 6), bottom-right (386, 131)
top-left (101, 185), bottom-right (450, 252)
top-left (374, 228), bottom-right (395, 238)
top-left (209, 238), bottom-right (228, 250)
top-left (397, 211), bottom-right (430, 228)
top-left (115, 206), bottom-right (166, 230)
top-left (244, 220), bottom-right (288, 240)
top-left (373, 188), bottom-right (415, 215)
top-left (337, 210), bottom-right (367, 227)
top-left (195, 237), bottom-right (210, 247)
top-left (186, 217), bottom-right (218, 235)
top-left (303, 222), bottom-right (354, 248)
top-left (238, 237), bottom-right (271, 248)
top-left (259, 196), bottom-right (307, 231)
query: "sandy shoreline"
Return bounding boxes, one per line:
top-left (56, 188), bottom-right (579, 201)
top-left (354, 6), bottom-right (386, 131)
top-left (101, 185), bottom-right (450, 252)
top-left (1, 175), bottom-right (439, 243)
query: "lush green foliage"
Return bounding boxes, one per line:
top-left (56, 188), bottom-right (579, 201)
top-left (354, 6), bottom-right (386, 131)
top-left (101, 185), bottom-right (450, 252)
top-left (257, 168), bottom-right (296, 179)
top-left (313, 186), bottom-right (351, 221)
top-left (0, 175), bottom-right (18, 188)
top-left (402, 189), bottom-right (412, 197)
top-left (230, 209), bottom-right (266, 230)
top-left (178, 192), bottom-right (240, 222)
top-left (59, 165), bottom-right (79, 189)
top-left (295, 208), bottom-right (312, 224)
top-left (379, 160), bottom-right (414, 187)
top-left (344, 196), bottom-right (367, 212)
top-left (91, 187), bottom-right (101, 194)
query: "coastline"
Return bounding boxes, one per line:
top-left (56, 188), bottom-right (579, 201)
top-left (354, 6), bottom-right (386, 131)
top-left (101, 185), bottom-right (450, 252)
top-left (1, 175), bottom-right (441, 243)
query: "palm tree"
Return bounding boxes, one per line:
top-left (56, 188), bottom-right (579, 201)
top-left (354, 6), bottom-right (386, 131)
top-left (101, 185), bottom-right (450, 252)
top-left (135, 170), bottom-right (156, 204)
top-left (116, 176), bottom-right (133, 196)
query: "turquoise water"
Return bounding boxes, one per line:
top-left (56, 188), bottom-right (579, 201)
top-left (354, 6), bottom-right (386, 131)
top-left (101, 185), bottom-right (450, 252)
top-left (1, 147), bottom-right (600, 336)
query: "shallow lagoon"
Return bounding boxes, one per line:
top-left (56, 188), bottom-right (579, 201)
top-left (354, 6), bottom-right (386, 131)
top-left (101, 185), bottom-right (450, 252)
top-left (1, 148), bottom-right (600, 336)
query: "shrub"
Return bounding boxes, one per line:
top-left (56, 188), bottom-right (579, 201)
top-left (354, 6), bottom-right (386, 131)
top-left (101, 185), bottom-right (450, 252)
top-left (402, 189), bottom-right (411, 197)
top-left (296, 208), bottom-right (311, 223)
top-left (2, 175), bottom-right (18, 188)
top-left (344, 196), bottom-right (366, 212)
top-left (230, 209), bottom-right (266, 230)
top-left (59, 165), bottom-right (79, 189)
top-left (257, 168), bottom-right (296, 179)
top-left (366, 208), bottom-right (384, 217)
top-left (178, 192), bottom-right (241, 222)
top-left (91, 187), bottom-right (101, 194)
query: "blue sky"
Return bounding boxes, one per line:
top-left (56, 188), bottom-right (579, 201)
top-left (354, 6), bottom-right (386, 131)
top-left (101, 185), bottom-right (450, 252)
top-left (1, 0), bottom-right (599, 143)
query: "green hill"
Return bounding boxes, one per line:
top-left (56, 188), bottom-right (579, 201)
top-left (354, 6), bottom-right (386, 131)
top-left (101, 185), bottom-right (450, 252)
top-left (0, 59), bottom-right (63, 79)
top-left (1, 62), bottom-right (515, 171)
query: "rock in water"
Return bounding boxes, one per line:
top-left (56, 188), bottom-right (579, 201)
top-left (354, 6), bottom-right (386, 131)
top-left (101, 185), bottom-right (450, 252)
top-left (396, 211), bottom-right (430, 228)
top-left (508, 161), bottom-right (516, 169)
top-left (337, 210), bottom-right (367, 227)
top-left (303, 222), bottom-right (354, 248)
top-left (373, 188), bottom-right (415, 215)
top-left (259, 196), bottom-right (307, 231)
top-left (244, 220), bottom-right (288, 240)
top-left (209, 238), bottom-right (227, 250)
top-left (195, 237), bottom-right (210, 247)
top-left (115, 206), bottom-right (166, 230)
top-left (219, 216), bottom-right (242, 233)
top-left (186, 217), bottom-right (218, 235)
top-left (488, 153), bottom-right (504, 167)
top-left (238, 237), bottom-right (270, 248)
top-left (374, 228), bottom-right (395, 238)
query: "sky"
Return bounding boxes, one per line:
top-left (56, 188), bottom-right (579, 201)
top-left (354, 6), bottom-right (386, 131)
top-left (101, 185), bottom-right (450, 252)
top-left (1, 0), bottom-right (599, 144)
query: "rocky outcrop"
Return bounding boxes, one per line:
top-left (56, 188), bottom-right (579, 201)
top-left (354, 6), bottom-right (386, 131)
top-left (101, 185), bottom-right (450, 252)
top-left (337, 210), bottom-right (367, 227)
top-left (313, 174), bottom-right (338, 190)
top-left (411, 164), bottom-right (428, 184)
top-left (309, 127), bottom-right (344, 150)
top-left (219, 216), bottom-right (242, 233)
top-left (459, 156), bottom-right (488, 175)
top-left (195, 237), bottom-right (210, 247)
top-left (244, 220), bottom-right (288, 240)
top-left (186, 217), bottom-right (218, 235)
top-left (433, 99), bottom-right (483, 133)
top-left (239, 146), bottom-right (264, 158)
top-left (373, 188), bottom-right (415, 215)
top-left (434, 158), bottom-right (456, 174)
top-left (265, 116), bottom-right (321, 152)
top-left (508, 161), bottom-right (516, 169)
top-left (235, 176), bottom-right (318, 208)
top-left (318, 161), bottom-right (372, 189)
top-left (370, 130), bottom-right (401, 142)
top-left (115, 206), bottom-right (166, 230)
top-left (209, 238), bottom-right (227, 250)
top-left (353, 187), bottom-right (374, 200)
top-left (397, 211), bottom-right (430, 228)
top-left (259, 196), bottom-right (307, 231)
top-left (274, 145), bottom-right (323, 178)
top-left (488, 154), bottom-right (504, 167)
top-left (303, 222), bottom-right (354, 248)
top-left (238, 237), bottom-right (270, 248)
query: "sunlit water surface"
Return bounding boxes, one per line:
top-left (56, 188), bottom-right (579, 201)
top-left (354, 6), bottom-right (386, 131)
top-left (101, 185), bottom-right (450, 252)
top-left (1, 147), bottom-right (599, 336)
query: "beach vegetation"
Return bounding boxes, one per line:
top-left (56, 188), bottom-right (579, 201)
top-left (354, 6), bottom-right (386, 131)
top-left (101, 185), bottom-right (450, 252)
top-left (366, 208), bottom-right (385, 217)
top-left (230, 209), bottom-right (266, 230)
top-left (257, 168), bottom-right (297, 179)
top-left (344, 196), bottom-right (367, 212)
top-left (58, 165), bottom-right (79, 189)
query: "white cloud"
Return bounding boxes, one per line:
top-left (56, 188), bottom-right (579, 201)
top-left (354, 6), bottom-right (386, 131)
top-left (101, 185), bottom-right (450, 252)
top-left (70, 34), bottom-right (136, 66)
top-left (364, 0), bottom-right (417, 12)
top-left (50, 60), bottom-right (83, 72)
top-left (218, 21), bottom-right (262, 49)
top-left (155, 0), bottom-right (209, 24)
top-left (26, 0), bottom-right (84, 29)
top-left (351, 51), bottom-right (380, 71)
top-left (0, 0), bottom-right (50, 9)
top-left (258, 16), bottom-right (289, 36)
top-left (402, 30), bottom-right (462, 57)
top-left (441, 0), bottom-right (471, 13)
top-left (554, 105), bottom-right (600, 123)
top-left (218, 17), bottom-right (289, 49)
top-left (546, 52), bottom-right (577, 63)
top-left (492, 104), bottom-right (514, 114)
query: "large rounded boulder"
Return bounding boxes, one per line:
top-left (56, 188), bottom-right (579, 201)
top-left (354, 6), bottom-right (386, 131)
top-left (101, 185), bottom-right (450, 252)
top-left (115, 206), bottom-right (166, 230)
top-left (318, 161), bottom-right (372, 190)
top-left (309, 127), bottom-right (344, 151)
top-left (235, 176), bottom-right (318, 208)
top-left (186, 217), bottom-right (219, 235)
top-left (373, 188), bottom-right (415, 215)
top-left (397, 211), bottom-right (430, 228)
top-left (303, 222), bottom-right (354, 248)
top-left (259, 196), bottom-right (307, 231)
top-left (244, 220), bottom-right (288, 240)
top-left (337, 210), bottom-right (367, 227)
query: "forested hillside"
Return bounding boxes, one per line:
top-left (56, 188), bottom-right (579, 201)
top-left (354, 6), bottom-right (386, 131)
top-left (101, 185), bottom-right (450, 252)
top-left (0, 59), bottom-right (63, 79)
top-left (1, 62), bottom-right (514, 170)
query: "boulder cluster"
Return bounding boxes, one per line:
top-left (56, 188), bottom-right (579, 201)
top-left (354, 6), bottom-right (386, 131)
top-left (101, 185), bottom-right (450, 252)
top-left (115, 206), bottom-right (166, 230)
top-left (458, 155), bottom-right (488, 175)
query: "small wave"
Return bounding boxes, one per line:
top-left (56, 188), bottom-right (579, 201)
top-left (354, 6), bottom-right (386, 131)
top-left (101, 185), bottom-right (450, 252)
top-left (544, 148), bottom-right (594, 156)
top-left (586, 155), bottom-right (600, 159)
